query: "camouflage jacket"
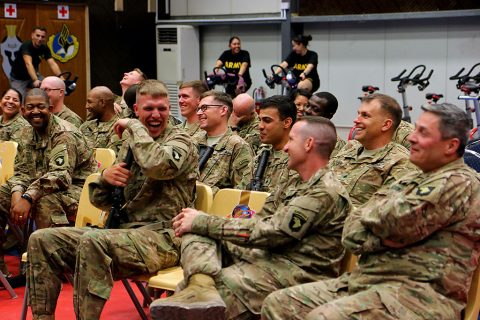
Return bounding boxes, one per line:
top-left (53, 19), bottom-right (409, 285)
top-left (343, 158), bottom-right (480, 308)
top-left (0, 113), bottom-right (29, 142)
top-left (331, 136), bottom-right (346, 158)
top-left (195, 128), bottom-right (253, 195)
top-left (56, 105), bottom-right (84, 128)
top-left (176, 121), bottom-right (204, 141)
top-left (392, 120), bottom-right (414, 150)
top-left (329, 140), bottom-right (417, 208)
top-left (192, 167), bottom-right (351, 279)
top-left (237, 144), bottom-right (298, 194)
top-left (234, 115), bottom-right (261, 154)
top-left (7, 115), bottom-right (96, 201)
top-left (80, 115), bottom-right (123, 154)
top-left (89, 121), bottom-right (198, 226)
top-left (114, 96), bottom-right (134, 119)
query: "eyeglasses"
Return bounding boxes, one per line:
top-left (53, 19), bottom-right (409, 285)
top-left (42, 88), bottom-right (62, 93)
top-left (196, 104), bottom-right (225, 113)
top-left (24, 103), bottom-right (49, 111)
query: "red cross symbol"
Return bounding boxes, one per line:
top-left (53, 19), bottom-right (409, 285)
top-left (6, 4), bottom-right (15, 16)
top-left (59, 6), bottom-right (68, 17)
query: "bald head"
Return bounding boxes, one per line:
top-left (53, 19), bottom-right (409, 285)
top-left (86, 86), bottom-right (115, 121)
top-left (40, 76), bottom-right (65, 112)
top-left (232, 93), bottom-right (255, 126)
top-left (42, 76), bottom-right (65, 90)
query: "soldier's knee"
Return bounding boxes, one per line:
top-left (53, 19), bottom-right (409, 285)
top-left (261, 292), bottom-right (282, 320)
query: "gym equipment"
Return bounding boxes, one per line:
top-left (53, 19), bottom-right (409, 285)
top-left (204, 67), bottom-right (239, 91)
top-left (58, 71), bottom-right (78, 96)
top-left (450, 63), bottom-right (480, 130)
top-left (391, 64), bottom-right (434, 123)
top-left (262, 64), bottom-right (298, 95)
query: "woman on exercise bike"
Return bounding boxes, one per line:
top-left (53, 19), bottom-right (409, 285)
top-left (215, 36), bottom-right (252, 97)
top-left (277, 34), bottom-right (320, 93)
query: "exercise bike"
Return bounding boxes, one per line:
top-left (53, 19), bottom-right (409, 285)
top-left (262, 64), bottom-right (298, 96)
top-left (449, 63), bottom-right (480, 130)
top-left (391, 64), bottom-right (434, 123)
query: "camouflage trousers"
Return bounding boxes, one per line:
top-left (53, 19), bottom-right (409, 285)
top-left (0, 184), bottom-right (80, 271)
top-left (27, 226), bottom-right (179, 320)
top-left (261, 273), bottom-right (461, 320)
top-left (181, 234), bottom-right (317, 320)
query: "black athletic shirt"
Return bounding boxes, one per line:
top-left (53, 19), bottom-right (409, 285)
top-left (11, 40), bottom-right (52, 80)
top-left (218, 49), bottom-right (252, 88)
top-left (284, 50), bottom-right (320, 92)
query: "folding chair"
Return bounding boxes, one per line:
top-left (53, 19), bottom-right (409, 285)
top-left (464, 262), bottom-right (480, 320)
top-left (94, 148), bottom-right (116, 172)
top-left (0, 141), bottom-right (18, 184)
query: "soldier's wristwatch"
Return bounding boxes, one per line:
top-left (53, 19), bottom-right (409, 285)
top-left (21, 193), bottom-right (33, 204)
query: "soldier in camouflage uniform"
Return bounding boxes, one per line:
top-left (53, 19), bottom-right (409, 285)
top-left (237, 95), bottom-right (298, 193)
top-left (40, 76), bottom-right (83, 128)
top-left (150, 116), bottom-right (352, 320)
top-left (230, 93), bottom-right (261, 153)
top-left (305, 91), bottom-right (346, 157)
top-left (80, 86), bottom-right (123, 154)
top-left (330, 93), bottom-right (418, 208)
top-left (176, 80), bottom-right (208, 140)
top-left (0, 88), bottom-right (29, 142)
top-left (27, 80), bottom-right (198, 320)
top-left (0, 88), bottom-right (96, 276)
top-left (194, 90), bottom-right (253, 195)
top-left (392, 119), bottom-right (414, 149)
top-left (114, 68), bottom-right (147, 118)
top-left (262, 103), bottom-right (480, 320)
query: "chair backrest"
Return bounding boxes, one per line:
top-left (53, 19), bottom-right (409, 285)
top-left (75, 173), bottom-right (105, 228)
top-left (0, 141), bottom-right (18, 184)
top-left (464, 263), bottom-right (480, 320)
top-left (194, 182), bottom-right (213, 212)
top-left (95, 148), bottom-right (116, 172)
top-left (209, 188), bottom-right (270, 217)
top-left (340, 250), bottom-right (358, 274)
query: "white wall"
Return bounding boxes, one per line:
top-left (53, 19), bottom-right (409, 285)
top-left (198, 16), bottom-right (480, 135)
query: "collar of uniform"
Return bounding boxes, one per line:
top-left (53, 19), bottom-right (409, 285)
top-left (198, 127), bottom-right (233, 151)
top-left (349, 141), bottom-right (400, 162)
top-left (422, 157), bottom-right (471, 178)
top-left (303, 167), bottom-right (328, 189)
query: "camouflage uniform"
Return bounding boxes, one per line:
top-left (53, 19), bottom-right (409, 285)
top-left (331, 136), bottom-right (346, 158)
top-left (329, 140), bottom-right (417, 208)
top-left (114, 96), bottom-right (134, 119)
top-left (233, 115), bottom-right (261, 154)
top-left (237, 144), bottom-right (298, 194)
top-left (0, 113), bottom-right (29, 142)
top-left (262, 158), bottom-right (480, 320)
top-left (392, 120), bottom-right (414, 149)
top-left (0, 115), bottom-right (96, 275)
top-left (176, 168), bottom-right (351, 319)
top-left (195, 128), bottom-right (253, 195)
top-left (27, 121), bottom-right (198, 319)
top-left (176, 121), bottom-right (204, 141)
top-left (80, 114), bottom-right (123, 154)
top-left (56, 104), bottom-right (84, 128)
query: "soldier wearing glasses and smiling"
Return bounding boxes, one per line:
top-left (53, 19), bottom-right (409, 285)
top-left (40, 76), bottom-right (83, 128)
top-left (194, 90), bottom-right (253, 195)
top-left (0, 88), bottom-right (96, 276)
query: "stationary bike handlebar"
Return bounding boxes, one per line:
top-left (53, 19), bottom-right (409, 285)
top-left (262, 64), bottom-right (287, 89)
top-left (391, 64), bottom-right (434, 92)
top-left (449, 62), bottom-right (480, 90)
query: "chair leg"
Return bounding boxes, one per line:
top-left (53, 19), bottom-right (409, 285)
top-left (121, 279), bottom-right (148, 320)
top-left (133, 280), bottom-right (153, 306)
top-left (21, 282), bottom-right (28, 320)
top-left (0, 271), bottom-right (17, 299)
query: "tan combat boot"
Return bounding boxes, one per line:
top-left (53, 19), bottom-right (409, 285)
top-left (149, 274), bottom-right (226, 320)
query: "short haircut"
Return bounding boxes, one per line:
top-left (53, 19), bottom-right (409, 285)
top-left (2, 88), bottom-right (22, 104)
top-left (311, 92), bottom-right (338, 119)
top-left (421, 103), bottom-right (470, 157)
top-left (297, 116), bottom-right (337, 159)
top-left (133, 68), bottom-right (148, 81)
top-left (361, 93), bottom-right (402, 130)
top-left (200, 90), bottom-right (233, 116)
top-left (25, 88), bottom-right (49, 104)
top-left (32, 26), bottom-right (47, 33)
top-left (260, 95), bottom-right (297, 127)
top-left (136, 79), bottom-right (168, 99)
top-left (292, 34), bottom-right (312, 47)
top-left (179, 80), bottom-right (208, 96)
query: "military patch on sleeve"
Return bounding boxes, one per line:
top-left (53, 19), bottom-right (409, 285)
top-left (172, 149), bottom-right (181, 161)
top-left (55, 155), bottom-right (65, 166)
top-left (416, 186), bottom-right (434, 196)
top-left (289, 210), bottom-right (307, 232)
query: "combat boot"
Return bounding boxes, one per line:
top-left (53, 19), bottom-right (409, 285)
top-left (149, 274), bottom-right (226, 320)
